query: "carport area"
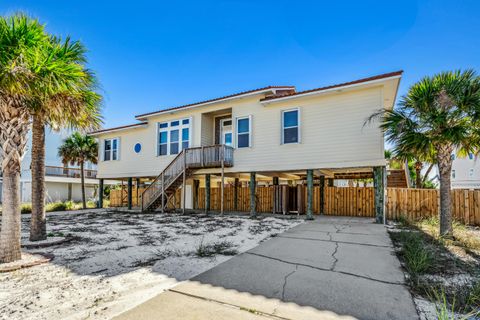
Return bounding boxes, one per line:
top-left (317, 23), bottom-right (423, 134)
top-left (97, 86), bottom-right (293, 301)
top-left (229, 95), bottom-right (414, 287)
top-left (114, 216), bottom-right (418, 320)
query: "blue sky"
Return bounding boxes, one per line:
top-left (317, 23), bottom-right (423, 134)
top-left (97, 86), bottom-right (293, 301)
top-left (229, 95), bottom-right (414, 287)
top-left (2, 1), bottom-right (479, 128)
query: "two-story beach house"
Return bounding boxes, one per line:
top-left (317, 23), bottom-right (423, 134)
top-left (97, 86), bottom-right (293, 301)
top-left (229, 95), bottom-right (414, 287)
top-left (90, 71), bottom-right (402, 220)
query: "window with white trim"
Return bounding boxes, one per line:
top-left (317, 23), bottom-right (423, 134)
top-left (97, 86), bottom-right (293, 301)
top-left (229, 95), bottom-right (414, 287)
top-left (469, 168), bottom-right (474, 178)
top-left (236, 116), bottom-right (251, 148)
top-left (282, 109), bottom-right (299, 144)
top-left (158, 118), bottom-right (190, 156)
top-left (452, 170), bottom-right (456, 179)
top-left (104, 138), bottom-right (119, 161)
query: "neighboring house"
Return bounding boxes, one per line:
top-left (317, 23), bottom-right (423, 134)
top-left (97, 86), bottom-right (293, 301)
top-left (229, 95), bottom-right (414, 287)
top-left (90, 71), bottom-right (402, 212)
top-left (0, 129), bottom-right (113, 204)
top-left (451, 153), bottom-right (480, 189)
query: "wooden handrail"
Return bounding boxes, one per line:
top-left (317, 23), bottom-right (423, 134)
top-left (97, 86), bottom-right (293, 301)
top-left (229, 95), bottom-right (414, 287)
top-left (141, 144), bottom-right (234, 211)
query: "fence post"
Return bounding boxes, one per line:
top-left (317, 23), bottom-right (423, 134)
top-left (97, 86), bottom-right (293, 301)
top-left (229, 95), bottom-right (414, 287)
top-left (250, 172), bottom-right (256, 218)
top-left (306, 169), bottom-right (314, 220)
top-left (234, 178), bottom-right (239, 211)
top-left (373, 166), bottom-right (385, 223)
top-left (127, 177), bottom-right (133, 210)
top-left (98, 179), bottom-right (104, 209)
top-left (319, 176), bottom-right (325, 214)
top-left (205, 174), bottom-right (211, 214)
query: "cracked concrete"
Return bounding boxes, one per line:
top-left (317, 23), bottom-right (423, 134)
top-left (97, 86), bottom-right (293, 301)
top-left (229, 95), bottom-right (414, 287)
top-left (114, 216), bottom-right (418, 320)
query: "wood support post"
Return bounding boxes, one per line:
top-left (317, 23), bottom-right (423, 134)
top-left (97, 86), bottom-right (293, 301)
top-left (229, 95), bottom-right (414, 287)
top-left (98, 179), bottom-right (104, 209)
top-left (161, 173), bottom-right (165, 214)
top-left (319, 176), bottom-right (325, 215)
top-left (373, 166), bottom-right (386, 224)
top-left (272, 177), bottom-right (279, 214)
top-left (306, 169), bottom-right (314, 220)
top-left (205, 174), bottom-right (211, 214)
top-left (183, 152), bottom-right (186, 214)
top-left (127, 177), bottom-right (133, 210)
top-left (221, 158), bottom-right (225, 215)
top-left (193, 179), bottom-right (200, 209)
top-left (234, 178), bottom-right (239, 211)
top-left (250, 172), bottom-right (256, 218)
top-left (327, 178), bottom-right (334, 187)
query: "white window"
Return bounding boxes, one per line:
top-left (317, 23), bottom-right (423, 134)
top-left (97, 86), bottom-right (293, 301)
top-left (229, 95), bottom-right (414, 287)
top-left (469, 168), bottom-right (474, 178)
top-left (158, 118), bottom-right (190, 156)
top-left (451, 170), bottom-right (456, 179)
top-left (236, 116), bottom-right (251, 148)
top-left (103, 138), bottom-right (119, 161)
top-left (282, 109), bottom-right (300, 144)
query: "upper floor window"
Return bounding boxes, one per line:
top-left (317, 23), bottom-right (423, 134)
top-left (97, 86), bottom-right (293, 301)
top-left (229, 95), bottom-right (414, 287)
top-left (469, 153), bottom-right (474, 160)
top-left (452, 170), bottom-right (456, 179)
top-left (469, 168), bottom-right (474, 178)
top-left (104, 138), bottom-right (119, 161)
top-left (236, 116), bottom-right (251, 148)
top-left (158, 118), bottom-right (190, 156)
top-left (451, 154), bottom-right (456, 160)
top-left (282, 109), bottom-right (299, 144)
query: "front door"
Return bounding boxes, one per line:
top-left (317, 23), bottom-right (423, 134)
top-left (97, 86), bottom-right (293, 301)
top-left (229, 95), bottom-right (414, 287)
top-left (220, 118), bottom-right (232, 146)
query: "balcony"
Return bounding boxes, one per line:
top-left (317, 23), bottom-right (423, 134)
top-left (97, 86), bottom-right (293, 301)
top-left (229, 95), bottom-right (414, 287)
top-left (45, 166), bottom-right (97, 179)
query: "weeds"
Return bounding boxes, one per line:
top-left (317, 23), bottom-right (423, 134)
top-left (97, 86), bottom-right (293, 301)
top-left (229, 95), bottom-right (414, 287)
top-left (196, 238), bottom-right (238, 257)
top-left (395, 231), bottom-right (434, 276)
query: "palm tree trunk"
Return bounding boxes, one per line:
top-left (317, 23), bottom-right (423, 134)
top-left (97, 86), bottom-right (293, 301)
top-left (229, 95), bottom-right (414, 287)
top-left (437, 146), bottom-right (454, 237)
top-left (0, 101), bottom-right (30, 263)
top-left (415, 161), bottom-right (423, 188)
top-left (0, 171), bottom-right (22, 262)
top-left (30, 115), bottom-right (46, 241)
top-left (421, 163), bottom-right (435, 188)
top-left (80, 162), bottom-right (86, 209)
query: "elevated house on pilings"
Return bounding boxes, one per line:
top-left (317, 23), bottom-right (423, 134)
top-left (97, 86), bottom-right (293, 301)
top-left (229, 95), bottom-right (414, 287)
top-left (89, 71), bottom-right (404, 223)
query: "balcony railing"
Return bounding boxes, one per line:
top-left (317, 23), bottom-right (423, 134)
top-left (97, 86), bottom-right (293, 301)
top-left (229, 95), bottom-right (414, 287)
top-left (45, 166), bottom-right (97, 179)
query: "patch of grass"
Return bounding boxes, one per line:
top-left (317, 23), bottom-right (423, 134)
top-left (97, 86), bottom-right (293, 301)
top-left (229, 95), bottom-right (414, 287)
top-left (46, 202), bottom-right (68, 212)
top-left (396, 215), bottom-right (413, 227)
top-left (395, 231), bottom-right (435, 276)
top-left (47, 231), bottom-right (65, 237)
top-left (195, 238), bottom-right (238, 257)
top-left (21, 203), bottom-right (32, 214)
top-left (415, 218), bottom-right (480, 251)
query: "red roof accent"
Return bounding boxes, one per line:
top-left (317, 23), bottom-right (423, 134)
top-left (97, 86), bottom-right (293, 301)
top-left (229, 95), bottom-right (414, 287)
top-left (135, 86), bottom-right (295, 118)
top-left (260, 71), bottom-right (403, 102)
top-left (89, 122), bottom-right (148, 135)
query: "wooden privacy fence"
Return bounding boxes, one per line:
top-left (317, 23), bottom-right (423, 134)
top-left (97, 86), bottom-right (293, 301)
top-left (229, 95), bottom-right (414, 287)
top-left (110, 185), bottom-right (480, 226)
top-left (387, 188), bottom-right (480, 225)
top-left (110, 187), bottom-right (181, 208)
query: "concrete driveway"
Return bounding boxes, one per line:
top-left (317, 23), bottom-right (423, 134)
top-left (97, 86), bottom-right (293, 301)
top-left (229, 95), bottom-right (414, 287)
top-left (115, 216), bottom-right (418, 320)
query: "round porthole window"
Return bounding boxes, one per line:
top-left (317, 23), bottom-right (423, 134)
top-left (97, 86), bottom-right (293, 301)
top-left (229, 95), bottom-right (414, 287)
top-left (134, 143), bottom-right (142, 153)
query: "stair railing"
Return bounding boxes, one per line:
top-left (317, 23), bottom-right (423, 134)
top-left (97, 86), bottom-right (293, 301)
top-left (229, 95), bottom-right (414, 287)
top-left (141, 144), bottom-right (234, 211)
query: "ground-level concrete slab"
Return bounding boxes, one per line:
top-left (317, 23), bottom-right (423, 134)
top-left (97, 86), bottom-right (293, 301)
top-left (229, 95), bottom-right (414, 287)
top-left (114, 216), bottom-right (418, 320)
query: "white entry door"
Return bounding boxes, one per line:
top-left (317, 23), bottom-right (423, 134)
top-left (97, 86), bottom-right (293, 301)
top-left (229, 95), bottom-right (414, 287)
top-left (220, 118), bottom-right (233, 146)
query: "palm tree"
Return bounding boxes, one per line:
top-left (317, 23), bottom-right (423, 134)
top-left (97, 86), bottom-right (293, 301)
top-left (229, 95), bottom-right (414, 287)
top-left (29, 36), bottom-right (102, 241)
top-left (0, 15), bottom-right (46, 263)
top-left (58, 132), bottom-right (98, 209)
top-left (371, 70), bottom-right (480, 237)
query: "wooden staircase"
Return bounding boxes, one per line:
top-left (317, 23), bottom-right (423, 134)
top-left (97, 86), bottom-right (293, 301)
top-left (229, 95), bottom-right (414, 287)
top-left (387, 158), bottom-right (411, 188)
top-left (141, 145), bottom-right (234, 212)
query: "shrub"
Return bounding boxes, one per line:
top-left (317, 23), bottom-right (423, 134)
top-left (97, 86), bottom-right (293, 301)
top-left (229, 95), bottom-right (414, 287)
top-left (398, 231), bottom-right (434, 276)
top-left (21, 203), bottom-right (32, 214)
top-left (46, 201), bottom-right (67, 212)
top-left (86, 200), bottom-right (97, 208)
top-left (196, 239), bottom-right (238, 257)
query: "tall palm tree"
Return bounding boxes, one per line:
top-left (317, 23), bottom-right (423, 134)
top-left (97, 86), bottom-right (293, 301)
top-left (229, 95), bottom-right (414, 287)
top-left (370, 70), bottom-right (480, 237)
top-left (58, 132), bottom-right (98, 209)
top-left (29, 36), bottom-right (102, 241)
top-left (0, 15), bottom-right (46, 263)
